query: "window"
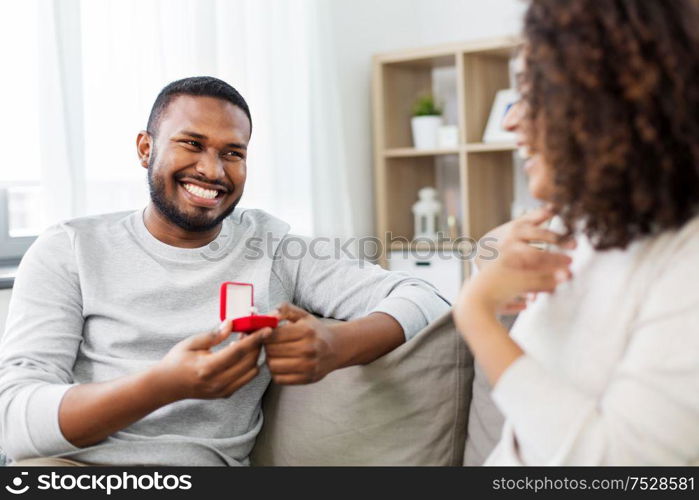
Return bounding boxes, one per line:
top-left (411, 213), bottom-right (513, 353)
top-left (0, 1), bottom-right (43, 261)
top-left (0, 0), bottom-right (329, 266)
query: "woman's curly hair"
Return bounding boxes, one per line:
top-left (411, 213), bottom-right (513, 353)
top-left (522, 0), bottom-right (699, 249)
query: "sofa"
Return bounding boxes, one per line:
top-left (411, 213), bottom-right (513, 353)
top-left (0, 311), bottom-right (505, 466)
top-left (251, 311), bottom-right (505, 466)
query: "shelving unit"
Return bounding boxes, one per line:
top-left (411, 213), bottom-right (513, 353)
top-left (372, 36), bottom-right (520, 275)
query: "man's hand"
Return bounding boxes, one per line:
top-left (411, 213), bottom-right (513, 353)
top-left (60, 321), bottom-right (268, 448)
top-left (263, 303), bottom-right (339, 385)
top-left (151, 320), bottom-right (268, 402)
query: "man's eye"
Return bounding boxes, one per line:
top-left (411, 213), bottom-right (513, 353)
top-left (223, 151), bottom-right (244, 159)
top-left (182, 140), bottom-right (202, 149)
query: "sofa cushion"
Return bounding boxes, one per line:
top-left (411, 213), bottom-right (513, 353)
top-left (463, 362), bottom-right (505, 465)
top-left (463, 313), bottom-right (513, 465)
top-left (250, 311), bottom-right (473, 466)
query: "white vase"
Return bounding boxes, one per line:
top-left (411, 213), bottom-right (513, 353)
top-left (411, 115), bottom-right (443, 150)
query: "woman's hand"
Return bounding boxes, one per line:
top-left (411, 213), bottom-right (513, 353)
top-left (452, 208), bottom-right (575, 384)
top-left (458, 256), bottom-right (569, 320)
top-left (457, 208), bottom-right (574, 333)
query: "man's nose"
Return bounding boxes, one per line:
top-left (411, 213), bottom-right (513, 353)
top-left (196, 149), bottom-right (225, 180)
top-left (502, 100), bottom-right (522, 132)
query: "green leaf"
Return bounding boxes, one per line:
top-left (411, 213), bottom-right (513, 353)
top-left (412, 94), bottom-right (442, 116)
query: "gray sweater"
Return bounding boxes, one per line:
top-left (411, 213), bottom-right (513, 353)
top-left (0, 208), bottom-right (449, 465)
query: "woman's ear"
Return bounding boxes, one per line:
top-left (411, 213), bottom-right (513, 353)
top-left (136, 131), bottom-right (152, 169)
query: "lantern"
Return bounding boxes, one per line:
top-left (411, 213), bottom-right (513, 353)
top-left (412, 187), bottom-right (442, 240)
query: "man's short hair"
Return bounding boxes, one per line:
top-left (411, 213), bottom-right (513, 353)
top-left (146, 76), bottom-right (252, 137)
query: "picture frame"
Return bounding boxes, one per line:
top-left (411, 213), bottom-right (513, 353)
top-left (482, 88), bottom-right (519, 143)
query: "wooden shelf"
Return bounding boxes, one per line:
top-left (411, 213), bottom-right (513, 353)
top-left (388, 241), bottom-right (456, 251)
top-left (387, 239), bottom-right (477, 255)
top-left (465, 142), bottom-right (516, 153)
top-left (373, 36), bottom-right (520, 273)
top-left (384, 147), bottom-right (460, 158)
top-left (375, 36), bottom-right (519, 65)
top-left (385, 143), bottom-right (516, 158)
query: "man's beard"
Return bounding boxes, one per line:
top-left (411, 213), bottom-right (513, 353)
top-left (147, 153), bottom-right (240, 233)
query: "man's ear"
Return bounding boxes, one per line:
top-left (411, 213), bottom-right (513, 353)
top-left (136, 131), bottom-right (152, 169)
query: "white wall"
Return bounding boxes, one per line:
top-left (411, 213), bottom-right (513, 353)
top-left (323, 0), bottom-right (526, 237)
top-left (414, 0), bottom-right (526, 46)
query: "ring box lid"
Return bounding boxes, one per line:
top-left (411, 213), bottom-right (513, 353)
top-left (220, 282), bottom-right (255, 321)
top-left (219, 281), bottom-right (278, 332)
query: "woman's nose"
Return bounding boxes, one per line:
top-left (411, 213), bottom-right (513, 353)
top-left (502, 100), bottom-right (522, 132)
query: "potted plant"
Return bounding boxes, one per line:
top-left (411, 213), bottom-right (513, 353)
top-left (411, 94), bottom-right (443, 149)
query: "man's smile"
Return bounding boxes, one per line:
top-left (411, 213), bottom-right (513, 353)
top-left (179, 180), bottom-right (226, 208)
top-left (183, 182), bottom-right (218, 199)
top-left (174, 175), bottom-right (231, 209)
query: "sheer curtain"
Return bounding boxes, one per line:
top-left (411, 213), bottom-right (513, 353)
top-left (2, 0), bottom-right (355, 238)
top-left (0, 0), bottom-right (45, 243)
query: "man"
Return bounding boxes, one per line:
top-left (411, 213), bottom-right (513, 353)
top-left (0, 77), bottom-right (449, 466)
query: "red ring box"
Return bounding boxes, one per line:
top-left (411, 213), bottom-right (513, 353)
top-left (220, 282), bottom-right (278, 333)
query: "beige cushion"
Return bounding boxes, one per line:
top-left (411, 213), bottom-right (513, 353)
top-left (251, 311), bottom-right (473, 466)
top-left (463, 363), bottom-right (504, 465)
top-left (462, 314), bottom-right (513, 466)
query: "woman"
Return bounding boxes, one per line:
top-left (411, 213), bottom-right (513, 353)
top-left (454, 0), bottom-right (699, 465)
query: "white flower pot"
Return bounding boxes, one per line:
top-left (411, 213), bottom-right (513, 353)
top-left (411, 115), bottom-right (443, 150)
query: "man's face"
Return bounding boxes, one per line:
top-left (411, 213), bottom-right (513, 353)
top-left (143, 95), bottom-right (251, 232)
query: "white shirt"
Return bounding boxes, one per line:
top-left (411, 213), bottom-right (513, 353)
top-left (486, 216), bottom-right (699, 465)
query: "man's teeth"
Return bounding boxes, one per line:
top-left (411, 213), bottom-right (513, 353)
top-left (183, 183), bottom-right (218, 199)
